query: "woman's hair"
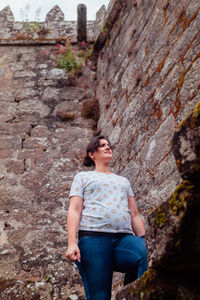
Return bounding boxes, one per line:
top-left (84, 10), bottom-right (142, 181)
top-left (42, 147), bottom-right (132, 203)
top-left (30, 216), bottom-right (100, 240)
top-left (83, 135), bottom-right (111, 167)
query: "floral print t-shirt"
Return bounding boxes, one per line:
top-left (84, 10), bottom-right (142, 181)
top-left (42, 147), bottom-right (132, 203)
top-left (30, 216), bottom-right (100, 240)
top-left (69, 171), bottom-right (135, 234)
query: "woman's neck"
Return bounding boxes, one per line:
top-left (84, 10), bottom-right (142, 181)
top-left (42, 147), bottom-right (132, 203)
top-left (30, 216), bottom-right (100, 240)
top-left (94, 164), bottom-right (111, 174)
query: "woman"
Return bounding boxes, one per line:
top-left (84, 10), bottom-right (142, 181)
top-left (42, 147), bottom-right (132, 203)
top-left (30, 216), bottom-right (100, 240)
top-left (66, 135), bottom-right (147, 300)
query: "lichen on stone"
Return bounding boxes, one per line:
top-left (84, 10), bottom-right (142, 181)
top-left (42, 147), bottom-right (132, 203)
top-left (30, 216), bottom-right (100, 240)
top-left (128, 268), bottom-right (158, 298)
top-left (191, 101), bottom-right (200, 126)
top-left (169, 180), bottom-right (194, 216)
top-left (154, 204), bottom-right (168, 228)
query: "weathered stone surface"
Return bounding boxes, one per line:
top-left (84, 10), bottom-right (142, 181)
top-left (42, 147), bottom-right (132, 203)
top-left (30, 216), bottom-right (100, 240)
top-left (0, 41), bottom-right (97, 299)
top-left (172, 102), bottom-right (200, 181)
top-left (45, 5), bottom-right (65, 22)
top-left (6, 160), bottom-right (25, 175)
top-left (0, 136), bottom-right (22, 150)
top-left (0, 6), bottom-right (14, 24)
top-left (115, 102), bottom-right (200, 299)
top-left (96, 0), bottom-right (200, 219)
top-left (0, 4), bottom-right (106, 44)
top-left (18, 99), bottom-right (50, 118)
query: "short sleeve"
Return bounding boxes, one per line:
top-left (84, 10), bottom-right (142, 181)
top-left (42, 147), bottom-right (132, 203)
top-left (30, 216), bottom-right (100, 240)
top-left (69, 173), bottom-right (84, 198)
top-left (126, 179), bottom-right (135, 197)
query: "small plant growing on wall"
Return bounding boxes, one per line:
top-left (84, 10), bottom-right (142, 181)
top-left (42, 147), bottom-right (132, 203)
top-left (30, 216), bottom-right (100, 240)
top-left (20, 4), bottom-right (49, 37)
top-left (81, 98), bottom-right (100, 122)
top-left (55, 39), bottom-right (93, 77)
top-left (23, 21), bottom-right (41, 33)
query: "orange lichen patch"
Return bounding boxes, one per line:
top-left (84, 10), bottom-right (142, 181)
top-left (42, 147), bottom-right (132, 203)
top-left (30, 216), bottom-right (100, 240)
top-left (143, 76), bottom-right (150, 87)
top-left (168, 8), bottom-right (187, 38)
top-left (179, 73), bottom-right (185, 88)
top-left (193, 51), bottom-right (200, 64)
top-left (156, 103), bottom-right (163, 121)
top-left (180, 32), bottom-right (200, 63)
top-left (145, 46), bottom-right (149, 56)
top-left (163, 1), bottom-right (169, 12)
top-left (152, 99), bottom-right (163, 121)
top-left (0, 278), bottom-right (15, 293)
top-left (183, 9), bottom-right (199, 31)
top-left (163, 15), bottom-right (169, 28)
top-left (152, 98), bottom-right (158, 110)
top-left (155, 56), bottom-right (166, 73)
top-left (146, 169), bottom-right (155, 182)
top-left (173, 95), bottom-right (182, 118)
top-left (169, 8), bottom-right (199, 42)
top-left (175, 7), bottom-right (186, 19)
top-left (163, 1), bottom-right (169, 21)
top-left (15, 33), bottom-right (31, 40)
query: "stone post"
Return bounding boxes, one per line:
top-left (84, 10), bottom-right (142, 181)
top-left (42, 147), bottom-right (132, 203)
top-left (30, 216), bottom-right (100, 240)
top-left (77, 3), bottom-right (87, 42)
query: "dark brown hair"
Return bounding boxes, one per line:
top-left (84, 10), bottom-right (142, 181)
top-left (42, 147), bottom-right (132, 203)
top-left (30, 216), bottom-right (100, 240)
top-left (83, 135), bottom-right (111, 167)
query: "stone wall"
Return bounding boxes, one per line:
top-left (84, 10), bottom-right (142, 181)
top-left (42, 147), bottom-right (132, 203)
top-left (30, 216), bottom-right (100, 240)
top-left (0, 3), bottom-right (106, 299)
top-left (95, 0), bottom-right (200, 218)
top-left (0, 4), bottom-right (106, 44)
top-left (0, 20), bottom-right (99, 300)
top-left (116, 101), bottom-right (200, 299)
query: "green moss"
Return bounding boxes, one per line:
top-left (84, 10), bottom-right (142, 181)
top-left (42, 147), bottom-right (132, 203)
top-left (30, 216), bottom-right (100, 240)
top-left (45, 276), bottom-right (51, 282)
top-left (176, 159), bottom-right (181, 170)
top-left (177, 102), bottom-right (200, 130)
top-left (100, 24), bottom-right (108, 33)
top-left (129, 269), bottom-right (157, 297)
top-left (154, 205), bottom-right (168, 228)
top-left (177, 115), bottom-right (190, 129)
top-left (169, 180), bottom-right (194, 216)
top-left (193, 162), bottom-right (200, 172)
top-left (175, 239), bottom-right (181, 247)
top-left (192, 101), bottom-right (200, 120)
top-left (139, 269), bottom-right (156, 290)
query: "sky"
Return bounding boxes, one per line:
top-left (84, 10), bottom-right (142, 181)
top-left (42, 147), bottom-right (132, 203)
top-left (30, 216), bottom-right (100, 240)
top-left (0, 0), bottom-right (110, 21)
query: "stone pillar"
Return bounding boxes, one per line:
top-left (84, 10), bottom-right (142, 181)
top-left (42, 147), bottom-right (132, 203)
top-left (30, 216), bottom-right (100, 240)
top-left (77, 3), bottom-right (87, 42)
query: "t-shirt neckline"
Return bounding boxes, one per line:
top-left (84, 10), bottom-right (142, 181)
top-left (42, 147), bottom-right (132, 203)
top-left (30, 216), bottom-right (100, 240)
top-left (92, 170), bottom-right (113, 175)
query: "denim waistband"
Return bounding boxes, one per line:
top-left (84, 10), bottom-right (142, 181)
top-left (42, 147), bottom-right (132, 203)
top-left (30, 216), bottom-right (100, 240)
top-left (78, 230), bottom-right (133, 239)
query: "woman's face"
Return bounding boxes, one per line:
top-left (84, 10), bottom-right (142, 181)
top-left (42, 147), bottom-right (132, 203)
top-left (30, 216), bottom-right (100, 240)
top-left (90, 139), bottom-right (112, 163)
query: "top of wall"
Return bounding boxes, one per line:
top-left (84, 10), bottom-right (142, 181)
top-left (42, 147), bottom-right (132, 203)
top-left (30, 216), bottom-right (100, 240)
top-left (0, 4), bottom-right (107, 44)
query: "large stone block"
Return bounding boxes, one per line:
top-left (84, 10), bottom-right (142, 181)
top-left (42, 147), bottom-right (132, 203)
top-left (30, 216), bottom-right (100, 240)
top-left (18, 99), bottom-right (50, 118)
top-left (6, 160), bottom-right (25, 175)
top-left (0, 136), bottom-right (22, 150)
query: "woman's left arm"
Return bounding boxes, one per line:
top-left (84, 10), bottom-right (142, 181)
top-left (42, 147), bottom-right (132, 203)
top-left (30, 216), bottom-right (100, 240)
top-left (128, 196), bottom-right (146, 237)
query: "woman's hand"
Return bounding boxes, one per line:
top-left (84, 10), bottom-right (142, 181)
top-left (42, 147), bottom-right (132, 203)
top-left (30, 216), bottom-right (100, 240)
top-left (66, 243), bottom-right (81, 262)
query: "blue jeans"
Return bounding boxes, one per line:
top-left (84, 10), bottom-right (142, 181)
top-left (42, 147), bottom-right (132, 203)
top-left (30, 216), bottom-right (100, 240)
top-left (75, 234), bottom-right (148, 300)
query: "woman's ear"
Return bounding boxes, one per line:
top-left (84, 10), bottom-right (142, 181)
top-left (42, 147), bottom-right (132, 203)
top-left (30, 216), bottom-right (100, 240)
top-left (88, 152), bottom-right (95, 160)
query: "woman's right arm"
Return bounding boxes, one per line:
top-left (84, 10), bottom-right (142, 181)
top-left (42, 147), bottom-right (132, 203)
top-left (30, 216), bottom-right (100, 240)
top-left (66, 196), bottom-right (83, 262)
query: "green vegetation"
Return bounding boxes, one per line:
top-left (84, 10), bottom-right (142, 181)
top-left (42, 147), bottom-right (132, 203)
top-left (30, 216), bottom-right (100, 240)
top-left (169, 181), bottom-right (194, 216)
top-left (23, 21), bottom-right (41, 33)
top-left (154, 205), bottom-right (168, 228)
top-left (55, 40), bottom-right (93, 77)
